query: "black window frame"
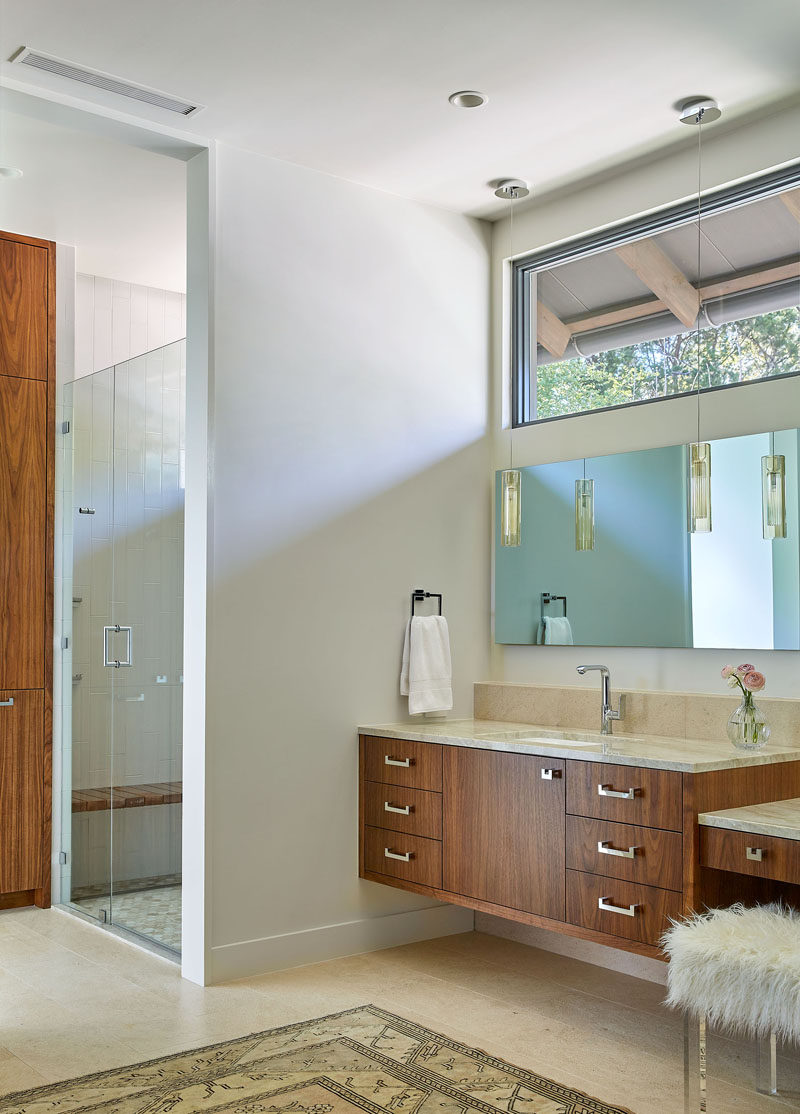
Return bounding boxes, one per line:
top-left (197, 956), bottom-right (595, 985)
top-left (512, 160), bottom-right (800, 428)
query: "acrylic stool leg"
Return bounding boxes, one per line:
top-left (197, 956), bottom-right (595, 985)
top-left (684, 1013), bottom-right (708, 1112)
top-left (756, 1031), bottom-right (778, 1095)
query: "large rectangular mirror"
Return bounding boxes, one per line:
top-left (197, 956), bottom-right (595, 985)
top-left (495, 428), bottom-right (800, 649)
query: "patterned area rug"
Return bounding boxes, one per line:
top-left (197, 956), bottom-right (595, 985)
top-left (0, 1004), bottom-right (634, 1114)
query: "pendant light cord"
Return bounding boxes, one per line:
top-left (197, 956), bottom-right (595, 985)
top-left (509, 193), bottom-right (515, 471)
top-left (695, 111), bottom-right (703, 447)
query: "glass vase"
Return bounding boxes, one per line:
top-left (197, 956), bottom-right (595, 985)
top-left (726, 696), bottom-right (770, 751)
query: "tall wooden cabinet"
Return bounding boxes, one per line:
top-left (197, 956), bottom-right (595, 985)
top-left (0, 229), bottom-right (55, 909)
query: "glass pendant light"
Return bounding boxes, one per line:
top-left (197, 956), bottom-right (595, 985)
top-left (498, 179), bottom-right (529, 547)
top-left (501, 468), bottom-right (521, 547)
top-left (575, 461), bottom-right (595, 551)
top-left (682, 99), bottom-right (718, 534)
top-left (762, 435), bottom-right (787, 539)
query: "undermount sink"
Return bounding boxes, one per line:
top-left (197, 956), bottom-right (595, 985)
top-left (476, 726), bottom-right (642, 748)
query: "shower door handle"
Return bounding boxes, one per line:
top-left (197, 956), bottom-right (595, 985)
top-left (103, 625), bottom-right (133, 668)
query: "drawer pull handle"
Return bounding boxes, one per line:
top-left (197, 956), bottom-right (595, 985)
top-left (541, 768), bottom-right (562, 780)
top-left (0, 698), bottom-right (14, 707)
top-left (598, 784), bottom-right (638, 800)
top-left (598, 896), bottom-right (639, 918)
top-left (384, 802), bottom-right (412, 815)
top-left (598, 840), bottom-right (638, 859)
top-left (746, 847), bottom-right (764, 862)
top-left (385, 756), bottom-right (413, 768)
top-left (384, 847), bottom-right (413, 862)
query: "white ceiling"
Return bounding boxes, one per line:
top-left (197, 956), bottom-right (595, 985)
top-left (1, 0), bottom-right (800, 219)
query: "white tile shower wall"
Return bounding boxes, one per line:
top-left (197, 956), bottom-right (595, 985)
top-left (68, 343), bottom-right (184, 885)
top-left (74, 274), bottom-right (186, 380)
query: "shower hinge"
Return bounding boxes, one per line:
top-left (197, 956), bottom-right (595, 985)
top-left (61, 635), bottom-right (69, 650)
top-left (58, 851), bottom-right (67, 865)
top-left (99, 909), bottom-right (108, 923)
top-left (61, 420), bottom-right (70, 434)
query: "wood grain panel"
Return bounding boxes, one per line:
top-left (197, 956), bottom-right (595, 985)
top-left (567, 869), bottom-right (682, 946)
top-left (363, 825), bottom-right (441, 887)
top-left (0, 375), bottom-right (46, 690)
top-left (700, 826), bottom-right (800, 885)
top-left (692, 764), bottom-right (800, 815)
top-left (567, 760), bottom-right (682, 831)
top-left (362, 735), bottom-right (442, 790)
top-left (363, 781), bottom-right (442, 839)
top-left (0, 691), bottom-right (43, 893)
top-left (566, 815), bottom-right (683, 891)
top-left (0, 237), bottom-right (48, 380)
top-left (442, 747), bottom-right (565, 920)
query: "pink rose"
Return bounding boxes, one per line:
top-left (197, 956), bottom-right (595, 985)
top-left (737, 664), bottom-right (755, 676)
top-left (742, 670), bottom-right (765, 693)
top-left (720, 665), bottom-right (736, 678)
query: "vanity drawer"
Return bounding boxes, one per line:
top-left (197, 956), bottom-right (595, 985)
top-left (567, 869), bottom-right (683, 946)
top-left (566, 761), bottom-right (682, 831)
top-left (700, 826), bottom-right (800, 884)
top-left (363, 781), bottom-right (442, 839)
top-left (362, 736), bottom-right (442, 791)
top-left (566, 816), bottom-right (683, 891)
top-left (363, 825), bottom-right (442, 888)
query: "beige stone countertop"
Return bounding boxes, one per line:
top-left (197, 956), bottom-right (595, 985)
top-left (357, 718), bottom-right (800, 773)
top-left (699, 798), bottom-right (800, 841)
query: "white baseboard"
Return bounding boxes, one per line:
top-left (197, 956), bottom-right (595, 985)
top-left (210, 904), bottom-right (474, 984)
top-left (475, 912), bottom-right (668, 985)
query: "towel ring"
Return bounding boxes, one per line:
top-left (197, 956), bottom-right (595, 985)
top-left (541, 592), bottom-right (567, 618)
top-left (411, 589), bottom-right (443, 616)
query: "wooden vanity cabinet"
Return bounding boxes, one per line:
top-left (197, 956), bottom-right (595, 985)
top-left (442, 747), bottom-right (565, 920)
top-left (360, 733), bottom-right (800, 960)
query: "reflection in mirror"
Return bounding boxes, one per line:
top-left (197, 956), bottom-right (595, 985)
top-left (495, 428), bottom-right (800, 650)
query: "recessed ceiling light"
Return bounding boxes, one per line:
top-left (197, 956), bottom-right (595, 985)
top-left (0, 167), bottom-right (23, 179)
top-left (449, 90), bottom-right (487, 109)
top-left (494, 179), bottom-right (530, 200)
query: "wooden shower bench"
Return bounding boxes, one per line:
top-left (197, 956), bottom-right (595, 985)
top-left (71, 781), bottom-right (182, 812)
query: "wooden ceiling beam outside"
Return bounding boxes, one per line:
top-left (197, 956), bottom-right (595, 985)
top-left (536, 300), bottom-right (571, 358)
top-left (780, 188), bottom-right (800, 224)
top-left (614, 239), bottom-right (700, 328)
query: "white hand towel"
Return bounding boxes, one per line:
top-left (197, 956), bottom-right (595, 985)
top-left (400, 615), bottom-right (453, 715)
top-left (543, 616), bottom-right (573, 645)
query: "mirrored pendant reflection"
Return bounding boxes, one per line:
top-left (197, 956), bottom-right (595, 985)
top-left (500, 469), bottom-right (521, 547)
top-left (688, 442), bottom-right (712, 533)
top-left (575, 477), bottom-right (595, 551)
top-left (762, 454), bottom-right (787, 539)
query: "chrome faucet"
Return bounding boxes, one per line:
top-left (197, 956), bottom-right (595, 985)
top-left (576, 664), bottom-right (625, 735)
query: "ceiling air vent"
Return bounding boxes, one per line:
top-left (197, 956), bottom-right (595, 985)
top-left (10, 47), bottom-right (203, 117)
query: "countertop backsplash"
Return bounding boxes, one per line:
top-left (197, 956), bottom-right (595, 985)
top-left (474, 682), bottom-right (800, 748)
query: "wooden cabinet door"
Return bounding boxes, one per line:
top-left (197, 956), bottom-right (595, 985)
top-left (0, 376), bottom-right (46, 689)
top-left (0, 690), bottom-right (43, 893)
top-left (442, 748), bottom-right (565, 920)
top-left (0, 236), bottom-right (48, 381)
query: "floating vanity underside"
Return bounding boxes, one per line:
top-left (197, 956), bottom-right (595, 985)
top-left (358, 720), bottom-right (800, 961)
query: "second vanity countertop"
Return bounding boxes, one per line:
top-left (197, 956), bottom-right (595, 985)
top-left (358, 718), bottom-right (800, 773)
top-left (699, 798), bottom-right (800, 841)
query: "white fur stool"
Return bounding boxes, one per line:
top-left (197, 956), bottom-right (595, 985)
top-left (662, 904), bottom-right (800, 1111)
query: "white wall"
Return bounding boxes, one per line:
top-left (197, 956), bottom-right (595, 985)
top-left (203, 143), bottom-right (491, 981)
top-left (0, 109), bottom-right (186, 290)
top-left (490, 101), bottom-right (800, 699)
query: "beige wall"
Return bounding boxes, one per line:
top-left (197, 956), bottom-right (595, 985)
top-left (490, 101), bottom-right (800, 698)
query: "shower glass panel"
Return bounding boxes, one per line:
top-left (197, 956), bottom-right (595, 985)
top-left (62, 340), bottom-right (184, 954)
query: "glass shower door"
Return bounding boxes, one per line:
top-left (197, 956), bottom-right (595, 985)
top-left (64, 340), bottom-right (184, 955)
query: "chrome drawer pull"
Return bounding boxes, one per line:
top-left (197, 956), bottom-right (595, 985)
top-left (0, 698), bottom-right (14, 707)
top-left (384, 802), bottom-right (412, 815)
top-left (598, 840), bottom-right (638, 859)
top-left (384, 847), bottom-right (413, 862)
top-left (541, 768), bottom-right (562, 780)
top-left (385, 755), bottom-right (412, 768)
top-left (746, 847), bottom-right (764, 862)
top-left (598, 896), bottom-right (639, 917)
top-left (598, 784), bottom-right (638, 800)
